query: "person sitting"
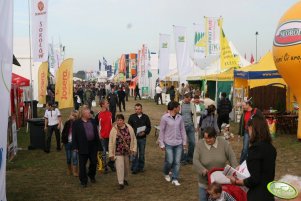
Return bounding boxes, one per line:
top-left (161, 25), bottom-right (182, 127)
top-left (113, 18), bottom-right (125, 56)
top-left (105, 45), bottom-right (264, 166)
top-left (207, 182), bottom-right (236, 201)
top-left (193, 127), bottom-right (238, 201)
top-left (221, 123), bottom-right (234, 141)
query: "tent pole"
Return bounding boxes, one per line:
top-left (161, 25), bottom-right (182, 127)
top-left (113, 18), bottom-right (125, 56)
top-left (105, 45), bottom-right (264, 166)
top-left (28, 0), bottom-right (34, 118)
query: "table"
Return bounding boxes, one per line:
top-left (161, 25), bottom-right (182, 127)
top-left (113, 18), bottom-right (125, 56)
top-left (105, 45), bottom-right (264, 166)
top-left (276, 114), bottom-right (298, 134)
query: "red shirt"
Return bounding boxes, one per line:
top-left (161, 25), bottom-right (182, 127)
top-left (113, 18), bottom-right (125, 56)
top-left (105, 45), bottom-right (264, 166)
top-left (244, 111), bottom-right (251, 130)
top-left (98, 110), bottom-right (112, 139)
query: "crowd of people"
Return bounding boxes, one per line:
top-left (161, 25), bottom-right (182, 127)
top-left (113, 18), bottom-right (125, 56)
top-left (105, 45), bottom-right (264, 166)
top-left (41, 81), bottom-right (301, 201)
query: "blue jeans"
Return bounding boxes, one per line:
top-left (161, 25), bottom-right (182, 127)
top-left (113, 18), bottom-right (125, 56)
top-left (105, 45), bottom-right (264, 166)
top-left (185, 124), bottom-right (195, 162)
top-left (101, 138), bottom-right (114, 170)
top-left (132, 138), bottom-right (146, 172)
top-left (163, 144), bottom-right (183, 180)
top-left (199, 187), bottom-right (208, 201)
top-left (240, 132), bottom-right (249, 164)
top-left (65, 142), bottom-right (78, 165)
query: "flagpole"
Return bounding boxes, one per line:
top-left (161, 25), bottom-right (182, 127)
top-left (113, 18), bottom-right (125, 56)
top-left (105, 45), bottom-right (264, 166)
top-left (28, 0), bottom-right (34, 118)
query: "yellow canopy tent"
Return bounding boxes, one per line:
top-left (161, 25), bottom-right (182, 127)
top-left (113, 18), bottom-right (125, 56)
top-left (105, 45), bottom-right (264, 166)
top-left (201, 68), bottom-right (234, 81)
top-left (234, 51), bottom-right (293, 111)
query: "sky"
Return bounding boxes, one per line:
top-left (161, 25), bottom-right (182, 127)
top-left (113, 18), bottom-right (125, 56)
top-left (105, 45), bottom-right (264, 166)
top-left (13, 0), bottom-right (298, 72)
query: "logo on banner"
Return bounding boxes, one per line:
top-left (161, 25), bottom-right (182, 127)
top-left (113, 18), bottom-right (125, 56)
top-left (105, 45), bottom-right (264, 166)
top-left (162, 43), bottom-right (168, 48)
top-left (62, 70), bottom-right (69, 100)
top-left (38, 1), bottom-right (44, 11)
top-left (35, 1), bottom-right (46, 15)
top-left (274, 20), bottom-right (301, 47)
top-left (0, 148), bottom-right (3, 170)
top-left (267, 181), bottom-right (298, 200)
top-left (178, 36), bottom-right (185, 42)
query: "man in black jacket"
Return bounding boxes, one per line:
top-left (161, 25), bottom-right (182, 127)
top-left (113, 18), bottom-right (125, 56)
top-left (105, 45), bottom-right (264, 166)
top-left (217, 92), bottom-right (232, 130)
top-left (107, 88), bottom-right (118, 122)
top-left (72, 105), bottom-right (99, 187)
top-left (128, 103), bottom-right (151, 174)
top-left (117, 87), bottom-right (126, 112)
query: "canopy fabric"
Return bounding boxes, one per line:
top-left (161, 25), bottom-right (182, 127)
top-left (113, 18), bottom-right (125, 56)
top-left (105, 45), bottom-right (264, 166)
top-left (234, 52), bottom-right (281, 79)
top-left (12, 73), bottom-right (30, 87)
top-left (202, 68), bottom-right (234, 81)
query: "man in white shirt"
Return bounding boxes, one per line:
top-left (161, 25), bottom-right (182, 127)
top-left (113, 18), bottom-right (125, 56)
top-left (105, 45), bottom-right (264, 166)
top-left (204, 92), bottom-right (216, 109)
top-left (155, 84), bottom-right (163, 105)
top-left (44, 102), bottom-right (62, 153)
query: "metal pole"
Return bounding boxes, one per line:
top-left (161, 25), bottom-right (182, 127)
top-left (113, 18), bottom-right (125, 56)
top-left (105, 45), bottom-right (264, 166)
top-left (255, 31), bottom-right (258, 62)
top-left (28, 0), bottom-right (34, 118)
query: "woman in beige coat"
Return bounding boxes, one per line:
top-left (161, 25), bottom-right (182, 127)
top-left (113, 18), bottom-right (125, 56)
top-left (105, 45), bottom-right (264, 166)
top-left (109, 114), bottom-right (137, 189)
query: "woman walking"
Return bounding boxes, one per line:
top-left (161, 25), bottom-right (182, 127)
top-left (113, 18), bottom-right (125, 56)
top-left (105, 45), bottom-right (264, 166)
top-left (109, 114), bottom-right (137, 190)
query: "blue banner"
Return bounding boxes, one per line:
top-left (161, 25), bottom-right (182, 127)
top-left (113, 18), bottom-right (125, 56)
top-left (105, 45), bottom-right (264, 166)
top-left (234, 70), bottom-right (282, 79)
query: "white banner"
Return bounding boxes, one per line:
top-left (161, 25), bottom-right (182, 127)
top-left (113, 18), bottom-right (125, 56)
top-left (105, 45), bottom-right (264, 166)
top-left (173, 26), bottom-right (190, 83)
top-left (0, 1), bottom-right (13, 200)
top-left (193, 23), bottom-right (206, 61)
top-left (32, 0), bottom-right (48, 62)
top-left (48, 44), bottom-right (57, 77)
top-left (158, 34), bottom-right (170, 80)
top-left (206, 17), bottom-right (220, 55)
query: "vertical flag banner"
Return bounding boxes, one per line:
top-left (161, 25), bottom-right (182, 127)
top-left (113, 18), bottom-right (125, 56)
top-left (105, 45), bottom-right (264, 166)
top-left (220, 29), bottom-right (239, 71)
top-left (0, 1), bottom-right (13, 200)
top-left (158, 34), bottom-right (171, 80)
top-left (55, 68), bottom-right (61, 102)
top-left (57, 59), bottom-right (74, 109)
top-left (38, 62), bottom-right (48, 104)
top-left (31, 0), bottom-right (48, 62)
top-left (206, 17), bottom-right (221, 55)
top-left (129, 53), bottom-right (137, 78)
top-left (193, 24), bottom-right (206, 61)
top-left (119, 54), bottom-right (126, 74)
top-left (173, 26), bottom-right (190, 83)
top-left (48, 44), bottom-right (58, 78)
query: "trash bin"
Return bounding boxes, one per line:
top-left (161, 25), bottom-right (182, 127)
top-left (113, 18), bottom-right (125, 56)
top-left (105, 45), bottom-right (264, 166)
top-left (27, 118), bottom-right (45, 150)
top-left (24, 100), bottom-right (39, 118)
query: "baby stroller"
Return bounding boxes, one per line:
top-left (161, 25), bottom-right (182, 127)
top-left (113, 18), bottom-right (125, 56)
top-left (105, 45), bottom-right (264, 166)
top-left (208, 168), bottom-right (247, 201)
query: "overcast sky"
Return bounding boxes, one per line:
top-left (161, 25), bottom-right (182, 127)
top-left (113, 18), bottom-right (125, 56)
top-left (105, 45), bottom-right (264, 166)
top-left (14, 0), bottom-right (297, 71)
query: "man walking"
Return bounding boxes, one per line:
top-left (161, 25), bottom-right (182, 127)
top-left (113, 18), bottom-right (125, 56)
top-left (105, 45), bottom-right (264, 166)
top-left (44, 102), bottom-right (62, 153)
top-left (107, 88), bottom-right (118, 122)
top-left (180, 93), bottom-right (195, 164)
top-left (238, 98), bottom-right (261, 164)
top-left (159, 101), bottom-right (187, 186)
top-left (128, 103), bottom-right (151, 174)
top-left (217, 92), bottom-right (232, 130)
top-left (117, 87), bottom-right (126, 112)
top-left (72, 105), bottom-right (99, 187)
top-left (155, 84), bottom-right (163, 105)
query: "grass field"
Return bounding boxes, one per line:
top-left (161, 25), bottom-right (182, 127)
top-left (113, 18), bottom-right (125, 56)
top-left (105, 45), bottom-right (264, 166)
top-left (6, 98), bottom-right (301, 201)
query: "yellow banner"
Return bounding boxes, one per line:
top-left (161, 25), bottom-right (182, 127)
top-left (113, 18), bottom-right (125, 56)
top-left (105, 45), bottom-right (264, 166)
top-left (38, 62), bottom-right (48, 104)
top-left (56, 58), bottom-right (74, 109)
top-left (55, 67), bottom-right (60, 102)
top-left (220, 28), bottom-right (239, 71)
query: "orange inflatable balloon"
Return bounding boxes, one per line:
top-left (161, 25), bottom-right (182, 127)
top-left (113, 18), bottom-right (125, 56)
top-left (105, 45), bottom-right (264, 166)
top-left (273, 1), bottom-right (301, 139)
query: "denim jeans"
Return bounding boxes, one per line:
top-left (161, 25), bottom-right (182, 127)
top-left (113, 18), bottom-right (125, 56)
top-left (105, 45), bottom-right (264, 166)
top-left (199, 187), bottom-right (208, 201)
top-left (45, 124), bottom-right (60, 152)
top-left (163, 144), bottom-right (183, 180)
top-left (132, 138), bottom-right (146, 172)
top-left (101, 138), bottom-right (114, 169)
top-left (185, 124), bottom-right (195, 162)
top-left (240, 132), bottom-right (249, 164)
top-left (65, 142), bottom-right (78, 165)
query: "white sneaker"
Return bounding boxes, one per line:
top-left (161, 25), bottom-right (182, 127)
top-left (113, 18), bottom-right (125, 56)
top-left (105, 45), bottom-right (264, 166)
top-left (172, 180), bottom-right (181, 186)
top-left (164, 175), bottom-right (171, 182)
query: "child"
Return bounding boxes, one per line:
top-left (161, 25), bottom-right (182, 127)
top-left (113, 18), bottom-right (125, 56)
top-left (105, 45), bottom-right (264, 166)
top-left (221, 123), bottom-right (234, 141)
top-left (61, 110), bottom-right (79, 176)
top-left (207, 182), bottom-right (236, 201)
